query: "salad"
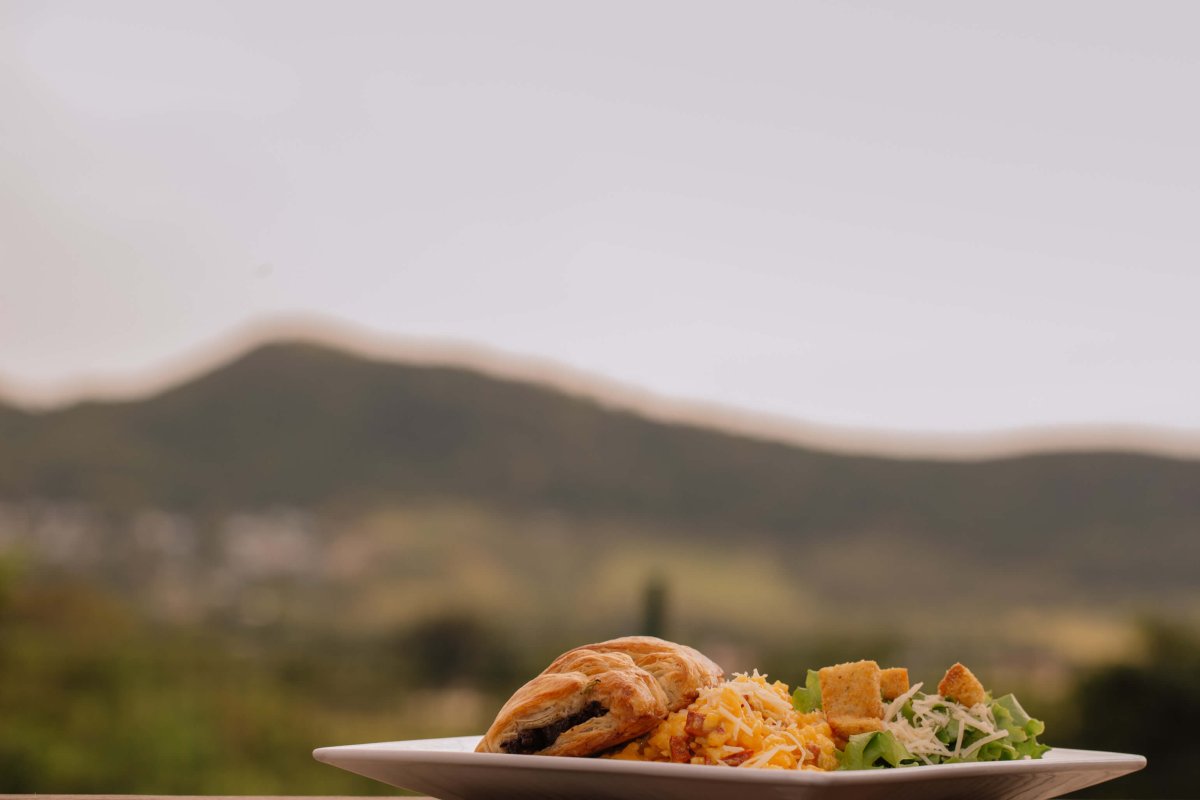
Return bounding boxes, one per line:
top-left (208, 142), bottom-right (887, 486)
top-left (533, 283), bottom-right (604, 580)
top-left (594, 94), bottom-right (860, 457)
top-left (793, 660), bottom-right (1050, 769)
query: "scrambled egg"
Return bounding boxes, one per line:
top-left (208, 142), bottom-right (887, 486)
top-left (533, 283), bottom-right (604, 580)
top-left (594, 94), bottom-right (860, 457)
top-left (608, 672), bottom-right (839, 771)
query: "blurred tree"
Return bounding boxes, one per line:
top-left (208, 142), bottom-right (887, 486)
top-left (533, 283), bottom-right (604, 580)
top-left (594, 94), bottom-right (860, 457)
top-left (1064, 619), bottom-right (1200, 798)
top-left (0, 556), bottom-right (13, 632)
top-left (641, 573), bottom-right (668, 639)
top-left (399, 611), bottom-right (520, 691)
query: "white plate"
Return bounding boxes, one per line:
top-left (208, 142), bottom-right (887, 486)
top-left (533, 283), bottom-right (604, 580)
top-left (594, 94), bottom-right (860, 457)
top-left (313, 735), bottom-right (1145, 800)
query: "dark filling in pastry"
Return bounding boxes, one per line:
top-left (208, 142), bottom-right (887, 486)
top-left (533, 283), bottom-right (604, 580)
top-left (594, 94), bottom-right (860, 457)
top-left (502, 701), bottom-right (607, 754)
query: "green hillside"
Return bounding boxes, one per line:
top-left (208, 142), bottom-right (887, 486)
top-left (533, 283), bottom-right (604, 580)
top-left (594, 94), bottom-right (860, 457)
top-left (3, 341), bottom-right (1199, 545)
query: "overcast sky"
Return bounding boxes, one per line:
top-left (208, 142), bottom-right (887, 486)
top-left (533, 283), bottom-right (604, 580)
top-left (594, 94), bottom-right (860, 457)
top-left (2, 1), bottom-right (1197, 434)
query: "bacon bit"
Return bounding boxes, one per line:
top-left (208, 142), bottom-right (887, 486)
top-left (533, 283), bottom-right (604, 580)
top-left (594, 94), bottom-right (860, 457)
top-left (685, 711), bottom-right (707, 737)
top-left (722, 750), bottom-right (754, 766)
top-left (669, 736), bottom-right (690, 763)
top-left (805, 743), bottom-right (822, 764)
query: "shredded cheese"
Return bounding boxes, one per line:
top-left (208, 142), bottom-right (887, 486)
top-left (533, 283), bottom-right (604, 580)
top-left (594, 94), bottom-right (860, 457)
top-left (886, 692), bottom-right (1009, 762)
top-left (883, 681), bottom-right (925, 723)
top-left (608, 672), bottom-right (839, 771)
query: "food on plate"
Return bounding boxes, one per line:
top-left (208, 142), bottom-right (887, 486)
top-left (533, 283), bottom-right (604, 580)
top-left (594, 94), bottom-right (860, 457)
top-left (475, 635), bottom-right (723, 756)
top-left (607, 671), bottom-right (840, 770)
top-left (793, 659), bottom-right (1051, 768)
top-left (478, 638), bottom-right (1050, 770)
top-left (819, 659), bottom-right (887, 742)
top-left (878, 667), bottom-right (910, 701)
top-left (549, 635), bottom-right (725, 711)
top-left (938, 662), bottom-right (987, 707)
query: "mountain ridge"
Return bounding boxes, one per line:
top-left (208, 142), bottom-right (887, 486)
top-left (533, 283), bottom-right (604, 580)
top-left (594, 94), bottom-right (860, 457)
top-left (2, 341), bottom-right (1198, 579)
top-left (3, 319), bottom-right (1197, 461)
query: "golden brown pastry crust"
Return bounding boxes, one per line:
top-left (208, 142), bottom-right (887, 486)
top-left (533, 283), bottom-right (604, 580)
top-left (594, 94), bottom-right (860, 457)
top-left (476, 636), bottom-right (724, 757)
top-left (548, 635), bottom-right (724, 712)
top-left (476, 649), bottom-right (667, 756)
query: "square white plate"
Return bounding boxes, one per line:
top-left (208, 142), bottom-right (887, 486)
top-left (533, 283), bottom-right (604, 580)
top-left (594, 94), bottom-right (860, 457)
top-left (313, 735), bottom-right (1145, 800)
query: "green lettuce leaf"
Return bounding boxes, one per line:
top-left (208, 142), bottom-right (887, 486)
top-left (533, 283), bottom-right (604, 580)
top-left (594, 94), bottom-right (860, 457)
top-left (791, 669), bottom-right (822, 713)
top-left (988, 693), bottom-right (1051, 760)
top-left (838, 730), bottom-right (918, 770)
top-left (935, 693), bottom-right (1051, 763)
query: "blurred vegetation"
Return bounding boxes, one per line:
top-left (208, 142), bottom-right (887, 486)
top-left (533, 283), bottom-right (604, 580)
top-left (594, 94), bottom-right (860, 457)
top-left (0, 560), bottom-right (382, 793)
top-left (1, 550), bottom-right (1192, 796)
top-left (0, 340), bottom-right (1197, 795)
top-left (1053, 620), bottom-right (1200, 799)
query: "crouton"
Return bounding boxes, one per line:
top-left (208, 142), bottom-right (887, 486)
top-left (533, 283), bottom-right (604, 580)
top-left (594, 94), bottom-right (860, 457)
top-left (820, 660), bottom-right (884, 721)
top-left (879, 667), bottom-right (910, 700)
top-left (828, 714), bottom-right (884, 744)
top-left (937, 662), bottom-right (987, 707)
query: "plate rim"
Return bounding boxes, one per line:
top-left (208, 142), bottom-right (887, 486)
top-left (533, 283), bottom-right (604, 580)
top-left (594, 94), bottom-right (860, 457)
top-left (313, 735), bottom-right (1147, 788)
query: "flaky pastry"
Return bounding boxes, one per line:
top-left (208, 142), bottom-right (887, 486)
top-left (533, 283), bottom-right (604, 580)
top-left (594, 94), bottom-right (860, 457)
top-left (545, 635), bottom-right (724, 712)
top-left (476, 636), bottom-right (724, 757)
